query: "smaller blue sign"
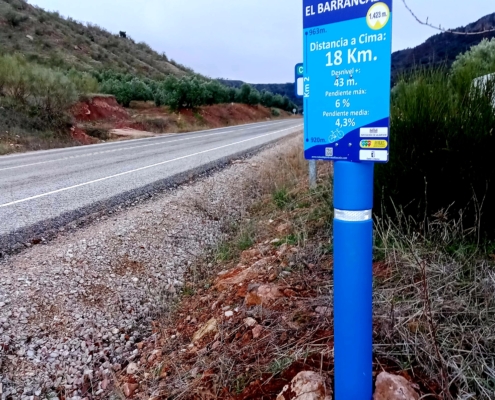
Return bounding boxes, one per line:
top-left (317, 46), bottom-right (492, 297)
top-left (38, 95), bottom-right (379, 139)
top-left (295, 63), bottom-right (304, 98)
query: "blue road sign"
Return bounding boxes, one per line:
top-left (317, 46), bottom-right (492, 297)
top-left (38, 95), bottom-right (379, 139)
top-left (302, 2), bottom-right (394, 399)
top-left (303, 0), bottom-right (393, 163)
top-left (295, 63), bottom-right (304, 98)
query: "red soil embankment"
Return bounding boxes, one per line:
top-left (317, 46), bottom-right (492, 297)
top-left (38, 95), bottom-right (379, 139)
top-left (71, 96), bottom-right (298, 144)
top-left (173, 103), bottom-right (285, 128)
top-left (72, 95), bottom-right (130, 122)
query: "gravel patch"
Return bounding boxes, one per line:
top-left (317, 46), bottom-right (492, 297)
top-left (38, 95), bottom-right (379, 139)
top-left (0, 133), bottom-right (302, 399)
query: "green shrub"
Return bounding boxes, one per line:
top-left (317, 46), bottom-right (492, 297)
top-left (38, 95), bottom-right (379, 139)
top-left (154, 76), bottom-right (208, 110)
top-left (67, 69), bottom-right (99, 93)
top-left (261, 91), bottom-right (274, 107)
top-left (247, 89), bottom-right (261, 105)
top-left (203, 80), bottom-right (229, 105)
top-left (0, 54), bottom-right (93, 129)
top-left (106, 78), bottom-right (154, 107)
top-left (228, 87), bottom-right (239, 102)
top-left (238, 83), bottom-right (251, 104)
top-left (5, 9), bottom-right (28, 27)
top-left (375, 68), bottom-right (495, 236)
top-left (272, 94), bottom-right (285, 109)
top-left (271, 108), bottom-right (281, 117)
top-left (452, 38), bottom-right (495, 81)
top-left (30, 67), bottom-right (79, 120)
top-left (37, 13), bottom-right (47, 23)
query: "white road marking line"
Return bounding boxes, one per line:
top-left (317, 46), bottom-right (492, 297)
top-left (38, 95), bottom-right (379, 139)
top-left (0, 119), bottom-right (292, 159)
top-left (0, 125), bottom-right (302, 208)
top-left (0, 120), bottom-right (295, 172)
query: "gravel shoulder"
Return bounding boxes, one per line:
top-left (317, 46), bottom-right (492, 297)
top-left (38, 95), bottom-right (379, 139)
top-left (0, 120), bottom-right (301, 254)
top-left (0, 133), bottom-right (302, 400)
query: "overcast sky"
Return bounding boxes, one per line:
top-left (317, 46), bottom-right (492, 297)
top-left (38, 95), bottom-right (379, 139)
top-left (28, 0), bottom-right (494, 83)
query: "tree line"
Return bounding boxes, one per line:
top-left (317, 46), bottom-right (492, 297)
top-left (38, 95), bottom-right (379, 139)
top-left (94, 71), bottom-right (297, 111)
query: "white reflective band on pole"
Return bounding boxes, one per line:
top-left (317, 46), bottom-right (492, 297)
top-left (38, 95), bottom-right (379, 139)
top-left (334, 209), bottom-right (372, 222)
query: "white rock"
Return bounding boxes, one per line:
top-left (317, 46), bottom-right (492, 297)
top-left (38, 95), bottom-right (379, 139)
top-left (277, 371), bottom-right (332, 400)
top-left (373, 372), bottom-right (420, 400)
top-left (244, 317), bottom-right (257, 327)
top-left (126, 362), bottom-right (139, 375)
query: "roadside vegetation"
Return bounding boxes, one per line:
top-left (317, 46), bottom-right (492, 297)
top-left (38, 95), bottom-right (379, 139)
top-left (0, 53), bottom-right (98, 154)
top-left (123, 40), bottom-right (495, 399)
top-left (377, 38), bottom-right (495, 237)
top-left (97, 71), bottom-right (295, 111)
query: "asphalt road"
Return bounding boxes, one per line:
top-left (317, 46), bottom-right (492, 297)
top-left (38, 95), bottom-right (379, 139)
top-left (0, 119), bottom-right (302, 250)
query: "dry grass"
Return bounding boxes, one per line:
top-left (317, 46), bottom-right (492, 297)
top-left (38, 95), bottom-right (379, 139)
top-left (190, 141), bottom-right (332, 282)
top-left (0, 130), bottom-right (79, 155)
top-left (374, 211), bottom-right (495, 399)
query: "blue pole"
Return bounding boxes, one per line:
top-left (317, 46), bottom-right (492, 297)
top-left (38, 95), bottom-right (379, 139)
top-left (333, 161), bottom-right (374, 400)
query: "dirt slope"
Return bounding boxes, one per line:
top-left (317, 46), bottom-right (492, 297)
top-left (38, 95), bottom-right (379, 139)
top-left (72, 96), bottom-right (298, 142)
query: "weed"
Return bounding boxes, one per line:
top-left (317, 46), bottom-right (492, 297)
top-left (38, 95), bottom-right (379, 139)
top-left (237, 224), bottom-right (255, 251)
top-left (216, 242), bottom-right (233, 262)
top-left (233, 374), bottom-right (250, 394)
top-left (182, 286), bottom-right (195, 297)
top-left (193, 111), bottom-right (205, 124)
top-left (268, 357), bottom-right (293, 375)
top-left (272, 187), bottom-right (291, 209)
top-left (281, 234), bottom-right (300, 246)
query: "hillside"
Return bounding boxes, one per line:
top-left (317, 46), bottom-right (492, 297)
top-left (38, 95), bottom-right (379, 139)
top-left (0, 0), bottom-right (191, 78)
top-left (228, 13), bottom-right (495, 104)
top-left (0, 0), bottom-right (298, 155)
top-left (392, 13), bottom-right (495, 77)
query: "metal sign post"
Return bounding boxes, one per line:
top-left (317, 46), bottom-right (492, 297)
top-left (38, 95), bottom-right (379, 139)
top-left (308, 159), bottom-right (317, 189)
top-left (302, 1), bottom-right (393, 398)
